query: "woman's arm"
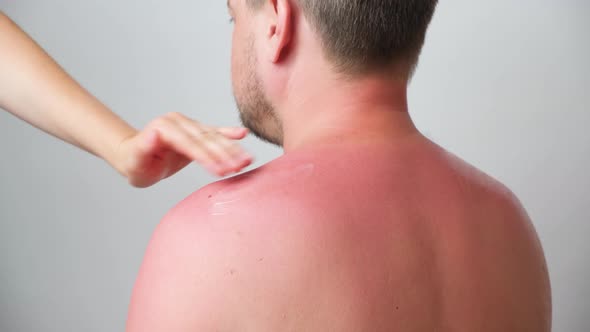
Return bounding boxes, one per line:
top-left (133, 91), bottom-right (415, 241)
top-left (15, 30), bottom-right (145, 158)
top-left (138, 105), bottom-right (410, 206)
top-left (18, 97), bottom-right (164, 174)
top-left (0, 12), bottom-right (252, 187)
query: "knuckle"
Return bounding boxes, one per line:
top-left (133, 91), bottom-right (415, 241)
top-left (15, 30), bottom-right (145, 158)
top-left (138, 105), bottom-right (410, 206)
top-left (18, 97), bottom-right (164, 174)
top-left (151, 116), bottom-right (172, 129)
top-left (198, 130), bottom-right (217, 140)
top-left (165, 112), bottom-right (183, 121)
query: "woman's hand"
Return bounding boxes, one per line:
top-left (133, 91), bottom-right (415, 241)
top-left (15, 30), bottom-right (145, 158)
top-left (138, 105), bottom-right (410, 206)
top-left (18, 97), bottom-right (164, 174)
top-left (0, 13), bottom-right (252, 188)
top-left (116, 112), bottom-right (253, 188)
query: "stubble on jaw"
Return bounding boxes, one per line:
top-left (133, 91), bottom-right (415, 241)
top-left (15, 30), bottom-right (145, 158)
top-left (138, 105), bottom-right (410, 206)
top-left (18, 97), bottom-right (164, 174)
top-left (234, 36), bottom-right (283, 147)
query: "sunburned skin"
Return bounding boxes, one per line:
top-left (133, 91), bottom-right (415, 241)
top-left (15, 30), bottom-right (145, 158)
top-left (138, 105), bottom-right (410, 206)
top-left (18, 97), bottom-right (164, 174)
top-left (209, 163), bottom-right (316, 217)
top-left (126, 135), bottom-right (551, 332)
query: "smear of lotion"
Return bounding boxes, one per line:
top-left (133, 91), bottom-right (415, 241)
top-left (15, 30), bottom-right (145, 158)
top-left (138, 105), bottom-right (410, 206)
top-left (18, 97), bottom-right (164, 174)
top-left (210, 198), bottom-right (242, 216)
top-left (208, 163), bottom-right (315, 216)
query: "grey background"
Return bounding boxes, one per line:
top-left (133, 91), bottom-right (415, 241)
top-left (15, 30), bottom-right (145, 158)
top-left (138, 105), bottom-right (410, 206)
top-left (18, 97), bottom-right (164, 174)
top-left (0, 1), bottom-right (588, 331)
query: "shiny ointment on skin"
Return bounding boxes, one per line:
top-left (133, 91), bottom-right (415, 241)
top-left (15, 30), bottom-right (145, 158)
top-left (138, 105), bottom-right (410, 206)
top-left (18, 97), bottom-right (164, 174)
top-left (208, 163), bottom-right (316, 216)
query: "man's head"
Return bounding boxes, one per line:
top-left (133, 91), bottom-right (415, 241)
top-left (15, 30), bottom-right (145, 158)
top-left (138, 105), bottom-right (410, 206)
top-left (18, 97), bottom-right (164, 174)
top-left (228, 0), bottom-right (438, 146)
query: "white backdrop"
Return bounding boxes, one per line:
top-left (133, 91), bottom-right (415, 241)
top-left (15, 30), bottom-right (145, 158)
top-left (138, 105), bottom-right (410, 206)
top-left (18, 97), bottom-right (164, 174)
top-left (0, 1), bottom-right (588, 331)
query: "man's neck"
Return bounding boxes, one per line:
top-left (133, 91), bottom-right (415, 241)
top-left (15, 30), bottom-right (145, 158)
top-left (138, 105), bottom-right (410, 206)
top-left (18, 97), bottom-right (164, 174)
top-left (279, 74), bottom-right (419, 153)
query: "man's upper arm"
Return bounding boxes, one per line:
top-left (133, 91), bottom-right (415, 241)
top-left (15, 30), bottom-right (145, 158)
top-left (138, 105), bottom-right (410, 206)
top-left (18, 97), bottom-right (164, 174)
top-left (125, 183), bottom-right (312, 331)
top-left (125, 194), bottom-right (239, 332)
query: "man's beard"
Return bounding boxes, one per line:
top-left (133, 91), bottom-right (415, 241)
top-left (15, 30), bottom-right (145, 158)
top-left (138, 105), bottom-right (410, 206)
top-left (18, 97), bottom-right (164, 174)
top-left (234, 41), bottom-right (283, 147)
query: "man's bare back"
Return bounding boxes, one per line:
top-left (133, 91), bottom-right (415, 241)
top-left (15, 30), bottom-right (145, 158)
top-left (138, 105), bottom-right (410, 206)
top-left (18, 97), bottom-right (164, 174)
top-left (126, 135), bottom-right (551, 331)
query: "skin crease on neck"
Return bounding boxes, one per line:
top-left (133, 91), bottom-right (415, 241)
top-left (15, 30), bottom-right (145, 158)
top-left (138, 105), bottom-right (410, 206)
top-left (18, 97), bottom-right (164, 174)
top-left (125, 1), bottom-right (552, 331)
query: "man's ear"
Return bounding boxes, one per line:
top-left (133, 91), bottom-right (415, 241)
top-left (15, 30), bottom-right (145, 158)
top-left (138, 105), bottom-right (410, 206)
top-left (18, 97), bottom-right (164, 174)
top-left (266, 0), bottom-right (293, 63)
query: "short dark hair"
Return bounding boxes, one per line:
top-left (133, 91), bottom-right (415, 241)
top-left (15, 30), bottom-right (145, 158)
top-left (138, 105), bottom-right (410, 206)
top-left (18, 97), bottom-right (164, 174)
top-left (247, 0), bottom-right (438, 76)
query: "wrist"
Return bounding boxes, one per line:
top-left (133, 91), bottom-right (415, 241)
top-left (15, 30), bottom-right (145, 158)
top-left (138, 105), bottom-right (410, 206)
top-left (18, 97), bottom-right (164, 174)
top-left (103, 127), bottom-right (138, 178)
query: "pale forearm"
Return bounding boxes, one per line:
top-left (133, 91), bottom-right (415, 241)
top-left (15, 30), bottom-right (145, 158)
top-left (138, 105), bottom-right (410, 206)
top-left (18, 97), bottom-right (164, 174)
top-left (0, 12), bottom-right (135, 169)
top-left (0, 11), bottom-right (253, 186)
